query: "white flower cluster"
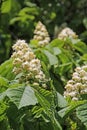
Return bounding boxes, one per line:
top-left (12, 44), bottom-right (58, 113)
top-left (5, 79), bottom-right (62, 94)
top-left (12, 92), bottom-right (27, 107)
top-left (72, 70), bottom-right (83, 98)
top-left (11, 40), bottom-right (46, 85)
top-left (58, 27), bottom-right (78, 40)
top-left (64, 65), bottom-right (87, 100)
top-left (33, 21), bottom-right (50, 47)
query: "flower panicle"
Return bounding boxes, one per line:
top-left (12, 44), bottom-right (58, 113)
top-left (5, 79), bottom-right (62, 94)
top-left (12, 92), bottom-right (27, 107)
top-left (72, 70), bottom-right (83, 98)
top-left (58, 27), bottom-right (78, 40)
top-left (11, 39), bottom-right (47, 88)
top-left (33, 21), bottom-right (50, 47)
top-left (64, 65), bottom-right (87, 100)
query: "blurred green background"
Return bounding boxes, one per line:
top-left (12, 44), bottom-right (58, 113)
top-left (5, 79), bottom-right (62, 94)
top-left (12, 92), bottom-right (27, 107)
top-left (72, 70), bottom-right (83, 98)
top-left (0, 0), bottom-right (87, 63)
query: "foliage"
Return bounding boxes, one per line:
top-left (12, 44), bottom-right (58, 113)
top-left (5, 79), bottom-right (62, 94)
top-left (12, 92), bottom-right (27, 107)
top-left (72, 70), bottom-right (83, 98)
top-left (0, 0), bottom-right (87, 130)
top-left (76, 102), bottom-right (87, 128)
top-left (0, 36), bottom-right (87, 130)
top-left (31, 38), bottom-right (87, 94)
top-left (0, 0), bottom-right (87, 63)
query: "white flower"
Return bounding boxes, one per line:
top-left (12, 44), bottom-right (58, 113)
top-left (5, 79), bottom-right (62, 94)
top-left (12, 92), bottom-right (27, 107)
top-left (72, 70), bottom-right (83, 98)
top-left (72, 97), bottom-right (78, 101)
top-left (23, 52), bottom-right (35, 61)
top-left (72, 76), bottom-right (81, 82)
top-left (33, 21), bottom-right (50, 46)
top-left (58, 27), bottom-right (78, 40)
top-left (68, 91), bottom-right (78, 97)
top-left (67, 80), bottom-right (74, 84)
top-left (75, 67), bottom-right (81, 72)
top-left (65, 84), bottom-right (73, 89)
top-left (80, 88), bottom-right (87, 94)
top-left (72, 72), bottom-right (79, 77)
top-left (33, 82), bottom-right (39, 86)
top-left (82, 76), bottom-right (87, 83)
top-left (64, 65), bottom-right (87, 100)
top-left (75, 83), bottom-right (82, 89)
top-left (13, 58), bottom-right (22, 65)
top-left (12, 40), bottom-right (29, 51)
top-left (79, 70), bottom-right (86, 77)
top-left (22, 61), bottom-right (30, 70)
top-left (29, 59), bottom-right (41, 70)
top-left (13, 67), bottom-right (22, 74)
top-left (12, 39), bottom-right (47, 86)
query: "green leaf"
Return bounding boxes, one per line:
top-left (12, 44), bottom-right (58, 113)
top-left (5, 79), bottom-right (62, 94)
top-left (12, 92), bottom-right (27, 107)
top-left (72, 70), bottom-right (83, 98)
top-left (54, 62), bottom-right (72, 76)
top-left (32, 106), bottom-right (50, 122)
top-left (81, 54), bottom-right (87, 61)
top-left (53, 47), bottom-right (61, 55)
top-left (21, 14), bottom-right (35, 21)
top-left (76, 102), bottom-right (87, 127)
top-left (35, 88), bottom-right (62, 130)
top-left (0, 91), bottom-right (7, 102)
top-left (6, 104), bottom-right (22, 130)
top-left (50, 39), bottom-right (64, 48)
top-left (50, 12), bottom-right (56, 20)
top-left (1, 0), bottom-right (12, 13)
top-left (0, 59), bottom-right (15, 80)
top-left (6, 85), bottom-right (38, 109)
top-left (10, 17), bottom-right (21, 24)
top-left (58, 100), bottom-right (85, 118)
top-left (0, 76), bottom-right (9, 87)
top-left (0, 101), bottom-right (7, 121)
top-left (81, 94), bottom-right (87, 100)
top-left (35, 90), bottom-right (51, 112)
top-left (83, 18), bottom-right (87, 29)
top-left (25, 1), bottom-right (36, 7)
top-left (0, 76), bottom-right (9, 93)
top-left (73, 41), bottom-right (87, 54)
top-left (50, 72), bottom-right (64, 94)
top-left (43, 50), bottom-right (58, 65)
top-left (18, 7), bottom-right (39, 16)
top-left (57, 92), bottom-right (68, 108)
top-left (30, 39), bottom-right (38, 48)
top-left (35, 49), bottom-right (49, 65)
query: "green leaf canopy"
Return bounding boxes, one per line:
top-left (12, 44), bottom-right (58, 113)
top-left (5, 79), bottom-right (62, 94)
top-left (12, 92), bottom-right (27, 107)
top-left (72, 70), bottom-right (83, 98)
top-left (6, 85), bottom-right (38, 109)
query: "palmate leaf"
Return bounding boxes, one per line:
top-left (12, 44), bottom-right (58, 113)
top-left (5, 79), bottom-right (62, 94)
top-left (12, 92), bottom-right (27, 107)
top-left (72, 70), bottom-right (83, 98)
top-left (53, 47), bottom-right (61, 55)
top-left (0, 76), bottom-right (9, 94)
top-left (76, 102), bottom-right (87, 127)
top-left (35, 88), bottom-right (62, 130)
top-left (71, 39), bottom-right (87, 54)
top-left (0, 76), bottom-right (9, 100)
top-left (0, 59), bottom-right (15, 80)
top-left (50, 39), bottom-right (64, 48)
top-left (58, 100), bottom-right (85, 118)
top-left (43, 50), bottom-right (58, 65)
top-left (0, 91), bottom-right (7, 101)
top-left (18, 7), bottom-right (39, 16)
top-left (6, 85), bottom-right (38, 109)
top-left (32, 106), bottom-right (50, 122)
top-left (56, 92), bottom-right (68, 108)
top-left (0, 76), bottom-right (9, 87)
top-left (0, 101), bottom-right (7, 121)
top-left (1, 0), bottom-right (12, 13)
